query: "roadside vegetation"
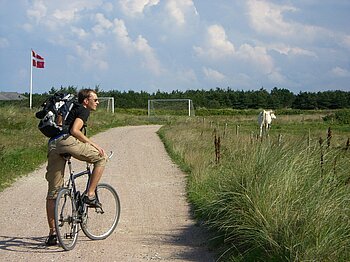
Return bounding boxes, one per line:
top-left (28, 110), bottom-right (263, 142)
top-left (1, 100), bottom-right (350, 261)
top-left (0, 105), bottom-right (150, 191)
top-left (158, 113), bottom-right (350, 261)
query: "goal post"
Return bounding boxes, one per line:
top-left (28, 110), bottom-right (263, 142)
top-left (98, 97), bottom-right (114, 113)
top-left (148, 99), bottom-right (195, 117)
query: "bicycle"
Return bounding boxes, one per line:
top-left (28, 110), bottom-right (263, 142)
top-left (54, 152), bottom-right (120, 251)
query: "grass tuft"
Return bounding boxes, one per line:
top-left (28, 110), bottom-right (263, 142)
top-left (160, 117), bottom-right (350, 261)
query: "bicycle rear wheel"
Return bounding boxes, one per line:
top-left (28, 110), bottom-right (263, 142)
top-left (54, 188), bottom-right (79, 250)
top-left (81, 183), bottom-right (120, 240)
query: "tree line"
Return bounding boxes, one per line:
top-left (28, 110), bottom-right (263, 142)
top-left (101, 87), bottom-right (350, 110)
top-left (27, 86), bottom-right (350, 110)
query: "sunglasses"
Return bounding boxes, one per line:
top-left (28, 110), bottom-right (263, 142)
top-left (89, 98), bottom-right (99, 102)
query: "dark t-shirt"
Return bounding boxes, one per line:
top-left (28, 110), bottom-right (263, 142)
top-left (64, 103), bottom-right (90, 134)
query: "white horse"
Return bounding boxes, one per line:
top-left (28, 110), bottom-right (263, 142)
top-left (258, 110), bottom-right (276, 137)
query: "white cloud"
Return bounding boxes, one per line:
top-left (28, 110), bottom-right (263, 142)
top-left (26, 0), bottom-right (47, 23)
top-left (331, 67), bottom-right (350, 77)
top-left (246, 0), bottom-right (323, 41)
top-left (113, 19), bottom-right (133, 51)
top-left (134, 35), bottom-right (162, 75)
top-left (165, 0), bottom-right (198, 26)
top-left (4, 0), bottom-right (348, 93)
top-left (75, 43), bottom-right (109, 71)
top-left (194, 23), bottom-right (280, 78)
top-left (71, 27), bottom-right (88, 39)
top-left (52, 8), bottom-right (77, 22)
top-left (268, 44), bottom-right (317, 57)
top-left (342, 35), bottom-right (350, 49)
top-left (26, 1), bottom-right (104, 29)
top-left (237, 44), bottom-right (274, 74)
top-left (113, 18), bottom-right (162, 75)
top-left (247, 0), bottom-right (297, 37)
top-left (268, 70), bottom-right (287, 85)
top-left (194, 24), bottom-right (235, 60)
top-left (93, 13), bottom-right (114, 35)
top-left (91, 41), bottom-right (106, 52)
top-left (203, 67), bottom-right (226, 81)
top-left (176, 68), bottom-right (197, 84)
top-left (47, 33), bottom-right (75, 48)
top-left (119, 0), bottom-right (160, 17)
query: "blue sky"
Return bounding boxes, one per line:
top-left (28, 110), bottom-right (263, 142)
top-left (0, 0), bottom-right (349, 94)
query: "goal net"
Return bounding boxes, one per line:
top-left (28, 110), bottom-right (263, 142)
top-left (148, 99), bottom-right (195, 117)
top-left (97, 97), bottom-right (114, 113)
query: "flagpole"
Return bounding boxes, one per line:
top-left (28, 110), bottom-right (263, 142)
top-left (30, 49), bottom-right (33, 109)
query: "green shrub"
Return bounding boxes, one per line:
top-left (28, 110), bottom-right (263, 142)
top-left (323, 110), bottom-right (350, 124)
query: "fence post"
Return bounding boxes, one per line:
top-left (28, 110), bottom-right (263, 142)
top-left (319, 137), bottom-right (324, 173)
top-left (223, 122), bottom-right (228, 138)
top-left (213, 128), bottom-right (221, 164)
top-left (327, 127), bottom-right (332, 148)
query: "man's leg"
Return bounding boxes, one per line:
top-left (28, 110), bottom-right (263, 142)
top-left (45, 147), bottom-right (65, 238)
top-left (62, 136), bottom-right (107, 202)
top-left (46, 199), bottom-right (56, 235)
top-left (86, 165), bottom-right (105, 197)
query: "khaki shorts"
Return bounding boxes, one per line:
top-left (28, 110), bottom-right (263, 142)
top-left (45, 135), bottom-right (107, 199)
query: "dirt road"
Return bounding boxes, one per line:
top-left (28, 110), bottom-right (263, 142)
top-left (0, 125), bottom-right (214, 261)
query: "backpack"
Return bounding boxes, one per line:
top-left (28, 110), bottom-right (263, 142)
top-left (35, 93), bottom-right (76, 138)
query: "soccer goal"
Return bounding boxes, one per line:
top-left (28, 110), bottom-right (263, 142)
top-left (148, 99), bottom-right (195, 117)
top-left (98, 97), bottom-right (115, 113)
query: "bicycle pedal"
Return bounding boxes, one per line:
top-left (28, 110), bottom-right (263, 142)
top-left (65, 233), bottom-right (73, 239)
top-left (95, 207), bottom-right (104, 214)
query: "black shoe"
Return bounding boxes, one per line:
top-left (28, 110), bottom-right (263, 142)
top-left (83, 195), bottom-right (101, 208)
top-left (45, 234), bottom-right (57, 246)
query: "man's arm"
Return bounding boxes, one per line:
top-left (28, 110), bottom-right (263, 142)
top-left (70, 118), bottom-right (105, 156)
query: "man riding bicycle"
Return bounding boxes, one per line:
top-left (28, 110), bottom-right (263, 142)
top-left (45, 89), bottom-right (107, 246)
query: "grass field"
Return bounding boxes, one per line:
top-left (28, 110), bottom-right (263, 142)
top-left (0, 105), bottom-right (151, 191)
top-left (1, 105), bottom-right (349, 261)
top-left (158, 114), bottom-right (350, 261)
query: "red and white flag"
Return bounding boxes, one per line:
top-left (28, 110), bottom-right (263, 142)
top-left (32, 50), bottom-right (45, 68)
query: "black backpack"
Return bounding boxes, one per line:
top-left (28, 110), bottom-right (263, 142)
top-left (35, 93), bottom-right (76, 138)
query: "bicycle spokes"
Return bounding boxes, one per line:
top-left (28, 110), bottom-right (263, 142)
top-left (54, 182), bottom-right (119, 250)
top-left (54, 188), bottom-right (79, 251)
top-left (81, 183), bottom-right (120, 240)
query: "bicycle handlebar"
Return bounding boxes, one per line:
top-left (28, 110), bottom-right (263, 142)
top-left (108, 151), bottom-right (114, 160)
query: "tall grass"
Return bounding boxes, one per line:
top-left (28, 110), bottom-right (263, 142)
top-left (0, 105), bottom-right (150, 191)
top-left (2, 104), bottom-right (350, 260)
top-left (159, 118), bottom-right (350, 261)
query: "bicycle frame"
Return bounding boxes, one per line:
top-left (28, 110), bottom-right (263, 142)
top-left (64, 151), bottom-right (114, 196)
top-left (55, 151), bottom-right (119, 250)
top-left (62, 155), bottom-right (93, 217)
top-left (66, 157), bottom-right (90, 189)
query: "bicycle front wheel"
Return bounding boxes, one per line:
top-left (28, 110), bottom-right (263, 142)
top-left (54, 188), bottom-right (79, 250)
top-left (81, 183), bottom-right (120, 240)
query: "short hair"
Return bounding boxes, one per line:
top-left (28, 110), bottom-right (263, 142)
top-left (78, 89), bottom-right (96, 103)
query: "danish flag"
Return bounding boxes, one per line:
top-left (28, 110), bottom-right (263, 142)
top-left (32, 50), bottom-right (45, 68)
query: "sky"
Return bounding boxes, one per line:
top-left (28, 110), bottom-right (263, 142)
top-left (0, 0), bottom-right (350, 95)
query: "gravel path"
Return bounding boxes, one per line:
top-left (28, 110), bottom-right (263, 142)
top-left (0, 125), bottom-right (214, 261)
